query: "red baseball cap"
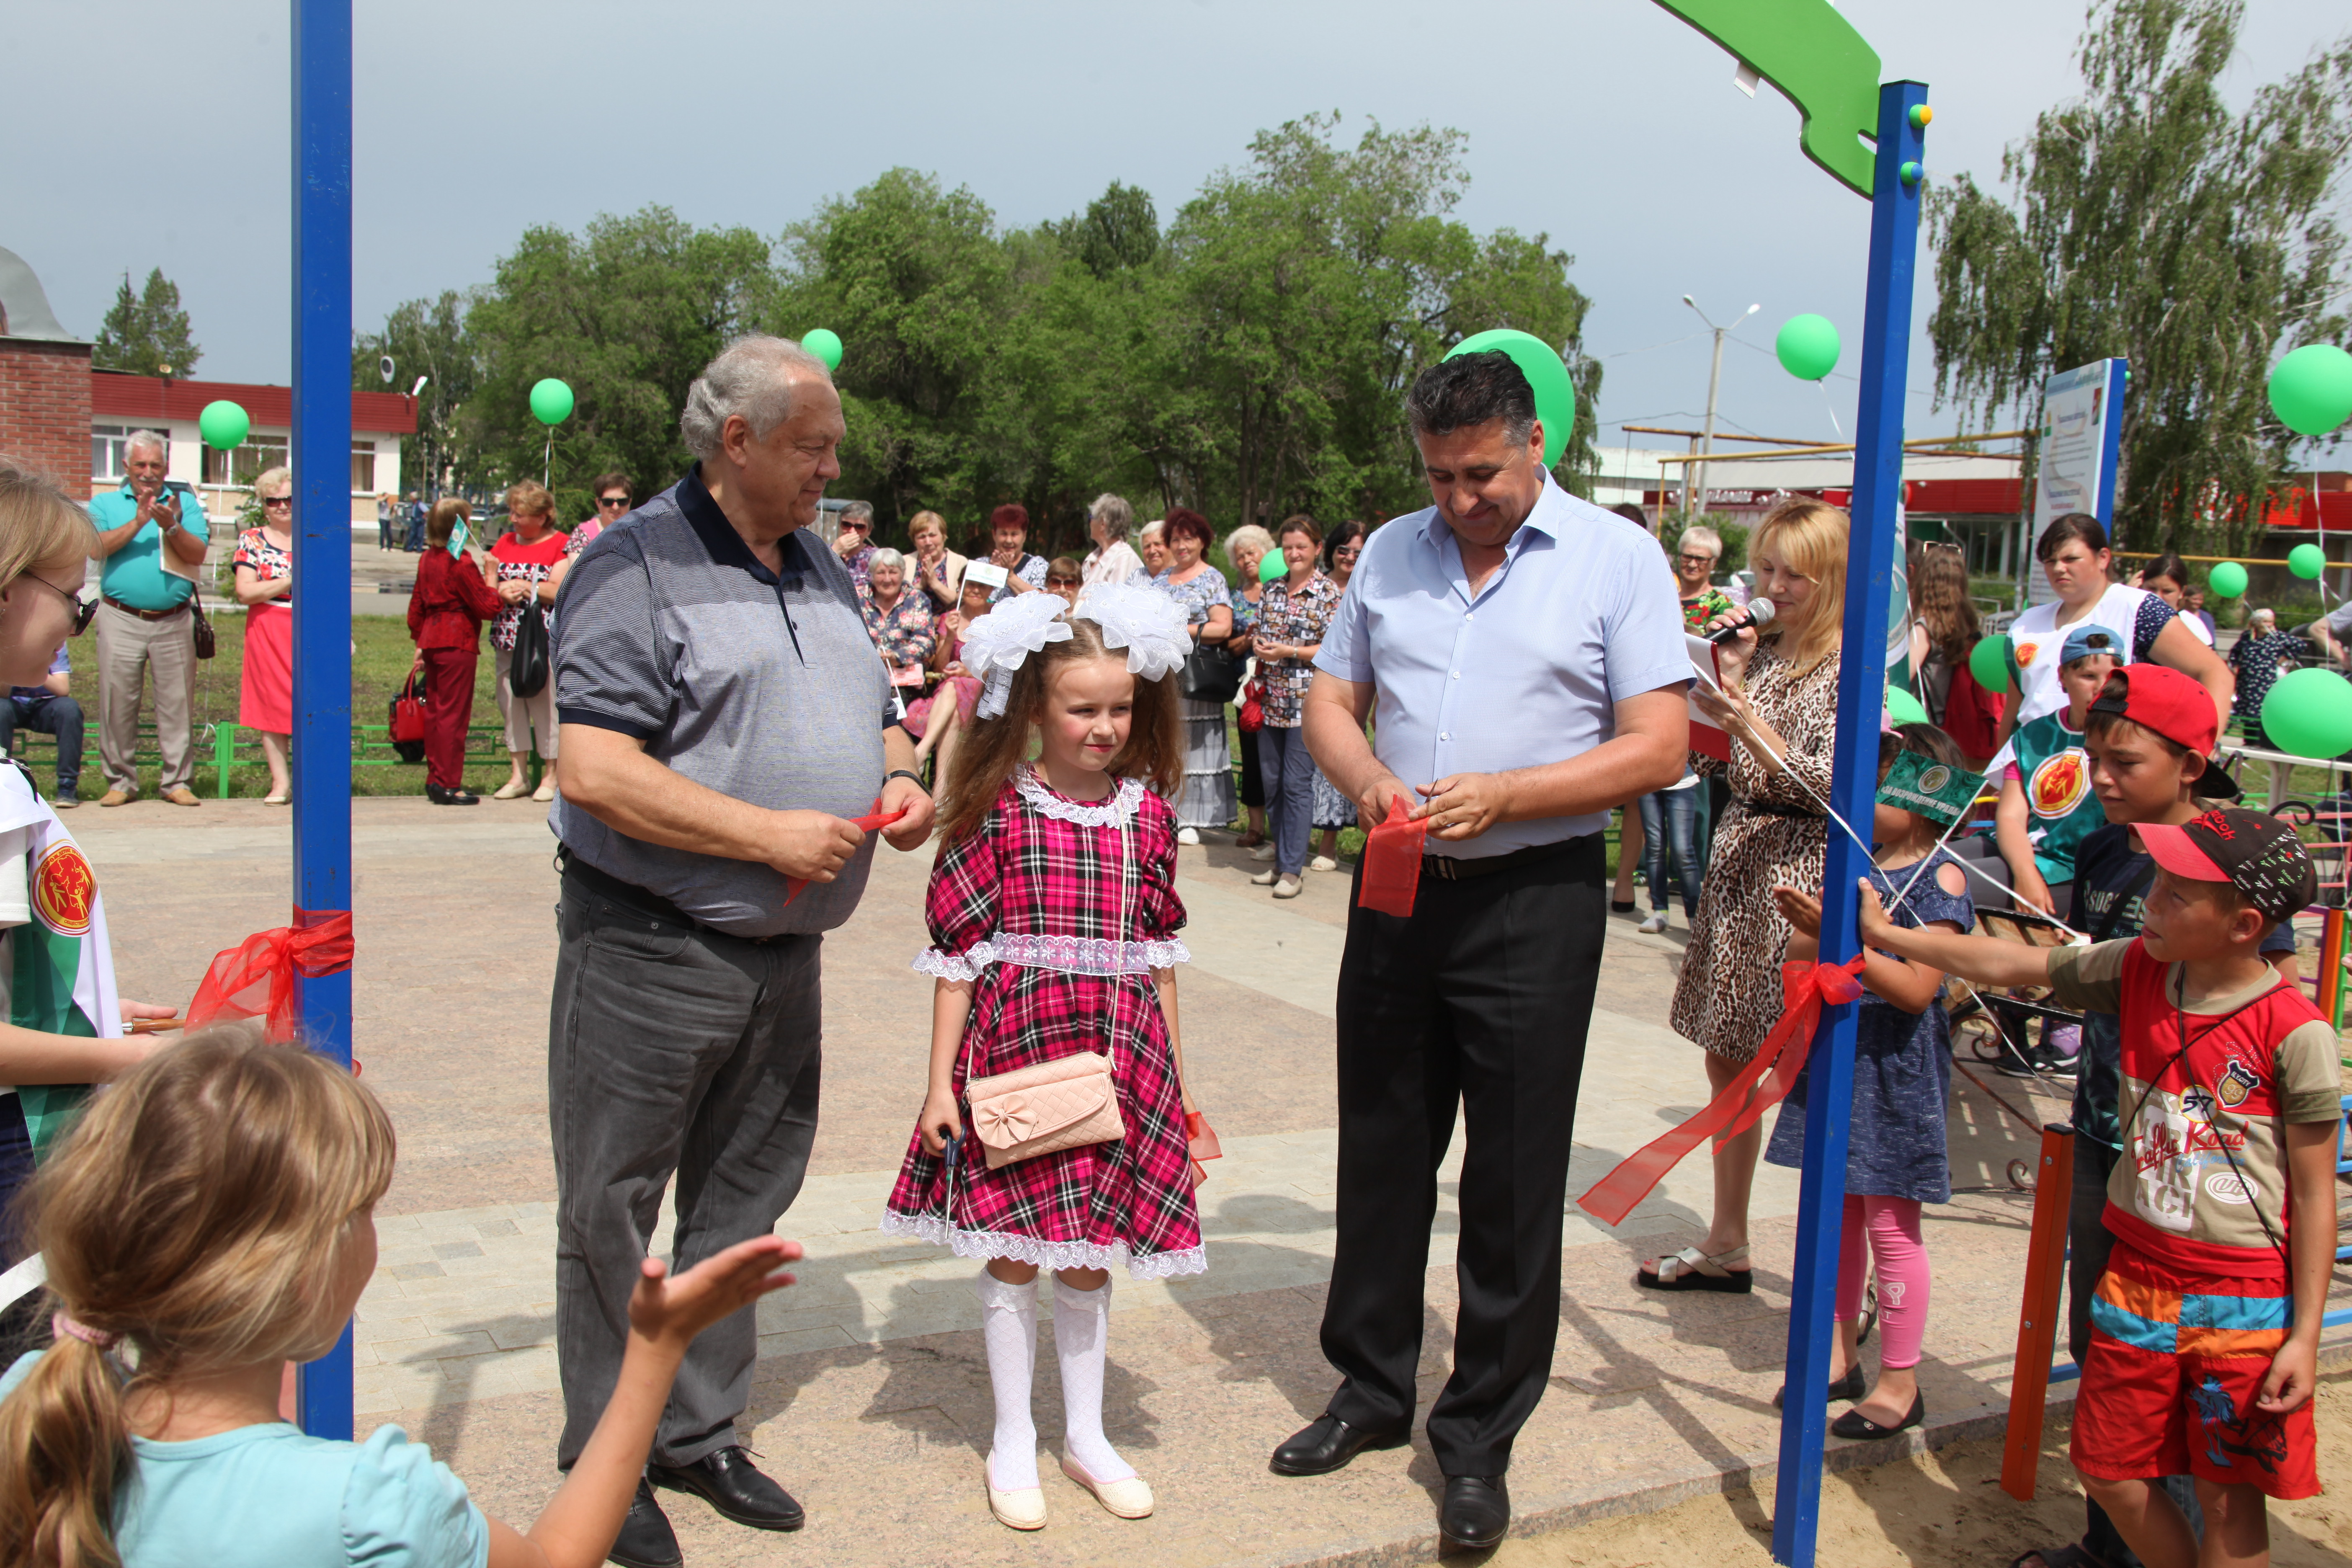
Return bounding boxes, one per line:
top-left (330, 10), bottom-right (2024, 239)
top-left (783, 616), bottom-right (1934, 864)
top-left (2087, 664), bottom-right (2218, 757)
top-left (2136, 807), bottom-right (2316, 923)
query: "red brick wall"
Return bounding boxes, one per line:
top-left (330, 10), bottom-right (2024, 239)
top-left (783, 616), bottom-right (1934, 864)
top-left (0, 339), bottom-right (95, 494)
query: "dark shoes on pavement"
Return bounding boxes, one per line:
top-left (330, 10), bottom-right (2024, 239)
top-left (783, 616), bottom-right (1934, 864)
top-left (1269, 1414), bottom-right (1410, 1476)
top-left (1441, 1475), bottom-right (1511, 1549)
top-left (1772, 1364), bottom-right (1866, 1408)
top-left (649, 1445), bottom-right (806, 1532)
top-left (426, 783), bottom-right (479, 805)
top-left (608, 1479), bottom-right (681, 1568)
top-left (1830, 1389), bottom-right (1926, 1441)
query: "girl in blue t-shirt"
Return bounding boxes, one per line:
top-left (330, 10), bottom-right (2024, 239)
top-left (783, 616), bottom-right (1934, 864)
top-left (0, 1027), bottom-right (799, 1568)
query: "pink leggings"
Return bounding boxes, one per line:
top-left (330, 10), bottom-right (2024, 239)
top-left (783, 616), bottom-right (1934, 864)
top-left (1835, 1194), bottom-right (1929, 1370)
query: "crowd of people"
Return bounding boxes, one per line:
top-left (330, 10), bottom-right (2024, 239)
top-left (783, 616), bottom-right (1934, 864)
top-left (0, 331), bottom-right (2337, 1568)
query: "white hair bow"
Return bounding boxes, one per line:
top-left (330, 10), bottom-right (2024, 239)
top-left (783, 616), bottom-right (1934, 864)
top-left (961, 592), bottom-right (1074, 720)
top-left (1074, 581), bottom-right (1191, 683)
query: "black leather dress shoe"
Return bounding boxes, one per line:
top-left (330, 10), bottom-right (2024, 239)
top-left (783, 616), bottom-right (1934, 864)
top-left (649, 1446), bottom-right (806, 1531)
top-left (1269, 1413), bottom-right (1410, 1476)
top-left (426, 783), bottom-right (480, 805)
top-left (1440, 1474), bottom-right (1511, 1549)
top-left (607, 1478), bottom-right (681, 1568)
top-left (1772, 1364), bottom-right (1866, 1408)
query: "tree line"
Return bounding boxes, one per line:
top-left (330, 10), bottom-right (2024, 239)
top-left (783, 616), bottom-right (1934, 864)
top-left (354, 113), bottom-right (1603, 557)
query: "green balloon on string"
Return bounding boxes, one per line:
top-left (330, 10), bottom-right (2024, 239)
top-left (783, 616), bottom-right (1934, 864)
top-left (1967, 634), bottom-right (2012, 692)
top-left (2289, 542), bottom-right (2325, 580)
top-left (1774, 315), bottom-right (1841, 381)
top-left (529, 379), bottom-right (574, 426)
top-left (198, 400), bottom-right (250, 451)
top-left (802, 329), bottom-right (844, 371)
top-left (1444, 329), bottom-right (1576, 467)
top-left (1884, 685), bottom-right (1929, 727)
top-left (2260, 666), bottom-right (2352, 759)
top-left (2267, 344), bottom-right (2352, 437)
top-left (1258, 551), bottom-right (1286, 584)
top-left (2207, 560), bottom-right (2248, 599)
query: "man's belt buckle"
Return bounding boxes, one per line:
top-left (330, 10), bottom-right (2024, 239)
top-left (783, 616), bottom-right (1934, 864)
top-left (1423, 855), bottom-right (1460, 881)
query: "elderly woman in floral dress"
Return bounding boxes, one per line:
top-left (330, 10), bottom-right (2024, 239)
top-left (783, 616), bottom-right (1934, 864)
top-left (859, 547), bottom-right (937, 689)
top-left (1146, 508), bottom-right (1236, 846)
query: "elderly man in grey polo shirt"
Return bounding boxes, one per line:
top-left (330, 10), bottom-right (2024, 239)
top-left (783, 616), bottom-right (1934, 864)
top-left (548, 334), bottom-right (932, 1568)
top-left (1271, 352), bottom-right (1690, 1550)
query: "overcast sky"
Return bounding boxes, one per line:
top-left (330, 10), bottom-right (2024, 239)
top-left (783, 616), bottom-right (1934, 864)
top-left (7, 0), bottom-right (2345, 463)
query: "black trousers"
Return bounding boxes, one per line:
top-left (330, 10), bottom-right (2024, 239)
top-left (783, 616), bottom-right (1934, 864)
top-left (1320, 834), bottom-right (1605, 1476)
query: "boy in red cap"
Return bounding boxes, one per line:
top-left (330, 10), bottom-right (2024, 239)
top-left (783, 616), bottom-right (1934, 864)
top-left (1855, 804), bottom-right (2337, 1568)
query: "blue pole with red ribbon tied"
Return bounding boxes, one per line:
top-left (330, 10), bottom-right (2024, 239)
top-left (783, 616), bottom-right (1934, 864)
top-left (1769, 79), bottom-right (1929, 1567)
top-left (291, 0), bottom-right (356, 1441)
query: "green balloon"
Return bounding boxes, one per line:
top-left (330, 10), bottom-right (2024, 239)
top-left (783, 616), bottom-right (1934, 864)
top-left (1444, 329), bottom-right (1576, 467)
top-left (1775, 314), bottom-right (1841, 381)
top-left (1967, 634), bottom-right (2012, 692)
top-left (1258, 550), bottom-right (1285, 583)
top-left (1884, 685), bottom-right (1929, 727)
top-left (197, 400), bottom-right (250, 451)
top-left (2289, 542), bottom-right (2325, 580)
top-left (802, 329), bottom-right (844, 372)
top-left (529, 378), bottom-right (574, 426)
top-left (2260, 666), bottom-right (2352, 759)
top-left (2267, 344), bottom-right (2352, 438)
top-left (2207, 560), bottom-right (2248, 599)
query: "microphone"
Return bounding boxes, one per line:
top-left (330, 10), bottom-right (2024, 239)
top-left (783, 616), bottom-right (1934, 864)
top-left (1708, 596), bottom-right (1777, 645)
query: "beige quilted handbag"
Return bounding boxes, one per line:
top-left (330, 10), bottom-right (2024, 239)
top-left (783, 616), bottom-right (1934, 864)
top-left (964, 1050), bottom-right (1124, 1170)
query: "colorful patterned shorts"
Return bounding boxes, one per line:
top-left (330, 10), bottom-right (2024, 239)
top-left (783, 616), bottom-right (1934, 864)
top-left (2071, 1244), bottom-right (2318, 1500)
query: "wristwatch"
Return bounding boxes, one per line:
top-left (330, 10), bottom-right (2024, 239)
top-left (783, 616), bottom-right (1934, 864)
top-left (885, 768), bottom-right (928, 792)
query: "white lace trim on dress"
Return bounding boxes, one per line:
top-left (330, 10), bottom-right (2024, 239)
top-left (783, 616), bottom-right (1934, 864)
top-left (1011, 767), bottom-right (1145, 828)
top-left (909, 932), bottom-right (1189, 979)
top-left (879, 1211), bottom-right (1207, 1279)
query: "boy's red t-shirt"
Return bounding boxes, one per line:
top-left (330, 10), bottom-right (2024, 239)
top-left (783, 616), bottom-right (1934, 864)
top-left (2047, 937), bottom-right (2342, 1287)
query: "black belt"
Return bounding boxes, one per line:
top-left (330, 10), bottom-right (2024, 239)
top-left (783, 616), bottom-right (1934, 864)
top-left (1421, 835), bottom-right (1586, 882)
top-left (1731, 797), bottom-right (1822, 820)
top-left (556, 846), bottom-right (787, 945)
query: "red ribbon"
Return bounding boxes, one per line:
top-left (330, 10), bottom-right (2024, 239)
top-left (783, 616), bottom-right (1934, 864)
top-left (1355, 795), bottom-right (1427, 918)
top-left (1575, 956), bottom-right (1865, 1227)
top-left (184, 908), bottom-right (356, 1041)
top-left (781, 800), bottom-right (909, 907)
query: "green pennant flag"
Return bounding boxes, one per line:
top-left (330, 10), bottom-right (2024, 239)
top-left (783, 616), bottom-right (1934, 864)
top-left (1877, 750), bottom-right (1984, 828)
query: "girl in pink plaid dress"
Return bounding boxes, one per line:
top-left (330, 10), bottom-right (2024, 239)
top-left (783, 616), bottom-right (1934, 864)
top-left (881, 586), bottom-right (1204, 1531)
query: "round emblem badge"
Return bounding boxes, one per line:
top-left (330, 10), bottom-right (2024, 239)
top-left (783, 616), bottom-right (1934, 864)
top-left (2014, 640), bottom-right (2040, 668)
top-left (2029, 749), bottom-right (2090, 818)
top-left (1916, 765), bottom-right (1952, 796)
top-left (32, 841), bottom-right (96, 938)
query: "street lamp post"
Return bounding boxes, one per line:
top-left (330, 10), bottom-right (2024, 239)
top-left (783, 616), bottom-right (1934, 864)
top-left (1682, 296), bottom-right (1759, 521)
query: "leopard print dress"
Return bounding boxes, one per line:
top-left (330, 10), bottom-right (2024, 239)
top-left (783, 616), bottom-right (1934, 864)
top-left (1669, 641), bottom-right (1844, 1063)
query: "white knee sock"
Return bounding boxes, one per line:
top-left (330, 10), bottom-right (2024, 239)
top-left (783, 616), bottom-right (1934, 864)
top-left (1053, 1277), bottom-right (1135, 1481)
top-left (972, 1269), bottom-right (1039, 1491)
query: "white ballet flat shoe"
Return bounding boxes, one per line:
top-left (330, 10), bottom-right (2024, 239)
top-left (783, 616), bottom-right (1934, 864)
top-left (987, 1456), bottom-right (1047, 1531)
top-left (1060, 1455), bottom-right (1153, 1519)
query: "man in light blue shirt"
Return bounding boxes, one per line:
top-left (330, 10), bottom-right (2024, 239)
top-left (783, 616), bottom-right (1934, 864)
top-left (88, 429), bottom-right (209, 806)
top-left (1271, 351), bottom-right (1689, 1548)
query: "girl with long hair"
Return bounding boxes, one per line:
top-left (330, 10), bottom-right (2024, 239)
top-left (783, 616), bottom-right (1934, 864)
top-left (1905, 541), bottom-right (2001, 765)
top-left (882, 585), bottom-right (1202, 1532)
top-left (0, 1027), bottom-right (797, 1568)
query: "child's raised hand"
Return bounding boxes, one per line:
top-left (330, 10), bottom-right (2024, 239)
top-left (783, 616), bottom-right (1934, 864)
top-left (919, 1086), bottom-right (963, 1155)
top-left (1856, 879), bottom-right (1896, 942)
top-left (1771, 884), bottom-right (1822, 939)
top-left (628, 1235), bottom-right (800, 1351)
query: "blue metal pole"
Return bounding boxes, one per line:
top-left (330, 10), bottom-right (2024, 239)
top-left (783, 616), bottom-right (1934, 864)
top-left (292, 0), bottom-right (356, 1442)
top-left (1770, 78), bottom-right (1928, 1568)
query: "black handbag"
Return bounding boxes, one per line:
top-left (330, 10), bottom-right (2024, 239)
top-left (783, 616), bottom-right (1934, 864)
top-left (189, 585), bottom-right (216, 661)
top-left (1179, 642), bottom-right (1244, 704)
top-left (508, 602), bottom-right (550, 698)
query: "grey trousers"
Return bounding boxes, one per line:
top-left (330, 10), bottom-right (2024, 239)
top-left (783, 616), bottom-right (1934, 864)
top-left (548, 867), bottom-right (823, 1468)
top-left (93, 600), bottom-right (196, 793)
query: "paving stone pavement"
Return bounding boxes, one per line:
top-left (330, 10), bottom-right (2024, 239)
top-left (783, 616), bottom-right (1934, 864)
top-left (77, 798), bottom-right (2232, 1565)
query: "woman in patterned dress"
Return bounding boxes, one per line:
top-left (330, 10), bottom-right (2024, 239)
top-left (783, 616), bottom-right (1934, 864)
top-left (1248, 515), bottom-right (1341, 897)
top-left (1640, 499), bottom-right (1849, 1292)
top-left (1146, 508), bottom-right (1236, 844)
top-left (231, 467), bottom-right (297, 803)
top-left (485, 480), bottom-right (568, 803)
top-left (1222, 525), bottom-right (1276, 849)
top-left (856, 547), bottom-right (937, 678)
top-left (883, 596), bottom-right (1200, 1530)
top-left (1307, 521), bottom-right (1369, 868)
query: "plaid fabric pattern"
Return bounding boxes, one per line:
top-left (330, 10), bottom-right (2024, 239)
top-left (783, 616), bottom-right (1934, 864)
top-left (884, 767), bottom-right (1204, 1277)
top-left (1256, 571), bottom-right (1341, 727)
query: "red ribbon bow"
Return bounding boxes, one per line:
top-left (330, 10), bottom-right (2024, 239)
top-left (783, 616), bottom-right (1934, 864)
top-left (1355, 795), bottom-right (1427, 918)
top-left (781, 800), bottom-right (909, 906)
top-left (1575, 955), bottom-right (1865, 1227)
top-left (184, 908), bottom-right (356, 1041)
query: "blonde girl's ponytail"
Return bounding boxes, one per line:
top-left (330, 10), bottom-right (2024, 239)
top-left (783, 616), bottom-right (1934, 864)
top-left (0, 1331), bottom-right (131, 1568)
top-left (0, 1024), bottom-right (397, 1568)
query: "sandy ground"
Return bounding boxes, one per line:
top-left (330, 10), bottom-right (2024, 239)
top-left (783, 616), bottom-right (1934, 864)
top-left (1480, 1372), bottom-right (2349, 1568)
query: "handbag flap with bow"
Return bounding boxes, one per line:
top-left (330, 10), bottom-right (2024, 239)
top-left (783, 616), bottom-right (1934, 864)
top-left (965, 1050), bottom-right (1122, 1170)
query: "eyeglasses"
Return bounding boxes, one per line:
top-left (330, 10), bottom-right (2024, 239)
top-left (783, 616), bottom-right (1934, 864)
top-left (1332, 547), bottom-right (1362, 561)
top-left (598, 495), bottom-right (630, 509)
top-left (841, 519), bottom-right (872, 533)
top-left (21, 573), bottom-right (97, 636)
top-left (1674, 552), bottom-right (1718, 567)
top-left (261, 495), bottom-right (294, 510)
top-left (1047, 575), bottom-right (1080, 587)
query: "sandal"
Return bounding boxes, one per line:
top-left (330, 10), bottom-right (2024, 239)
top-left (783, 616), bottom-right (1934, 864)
top-left (1635, 1243), bottom-right (1754, 1293)
top-left (1236, 829), bottom-right (1266, 848)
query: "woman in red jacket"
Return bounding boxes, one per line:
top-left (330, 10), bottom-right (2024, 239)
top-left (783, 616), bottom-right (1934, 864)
top-left (406, 498), bottom-right (504, 805)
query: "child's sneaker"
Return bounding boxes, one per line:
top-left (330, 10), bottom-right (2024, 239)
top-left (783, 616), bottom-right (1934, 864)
top-left (1637, 910), bottom-right (1669, 935)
